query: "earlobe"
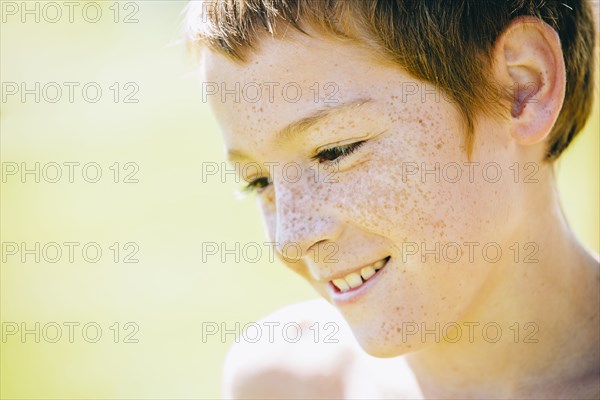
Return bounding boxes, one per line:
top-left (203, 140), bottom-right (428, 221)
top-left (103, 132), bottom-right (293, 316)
top-left (492, 17), bottom-right (566, 146)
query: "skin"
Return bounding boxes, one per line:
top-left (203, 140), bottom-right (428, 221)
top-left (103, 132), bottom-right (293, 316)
top-left (201, 17), bottom-right (600, 399)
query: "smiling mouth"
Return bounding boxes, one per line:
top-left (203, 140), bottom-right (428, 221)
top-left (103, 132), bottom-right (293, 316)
top-left (330, 256), bottom-right (391, 293)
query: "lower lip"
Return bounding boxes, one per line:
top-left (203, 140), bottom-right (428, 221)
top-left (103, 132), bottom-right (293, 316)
top-left (328, 257), bottom-right (391, 303)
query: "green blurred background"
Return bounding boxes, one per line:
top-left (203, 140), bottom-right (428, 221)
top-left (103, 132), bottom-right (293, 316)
top-left (0, 1), bottom-right (598, 399)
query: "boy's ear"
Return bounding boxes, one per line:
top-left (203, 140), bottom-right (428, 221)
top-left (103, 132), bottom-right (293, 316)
top-left (492, 16), bottom-right (566, 146)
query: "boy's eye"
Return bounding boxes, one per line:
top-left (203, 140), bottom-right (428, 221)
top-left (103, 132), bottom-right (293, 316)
top-left (313, 140), bottom-right (366, 164)
top-left (241, 140), bottom-right (366, 195)
top-left (243, 176), bottom-right (272, 193)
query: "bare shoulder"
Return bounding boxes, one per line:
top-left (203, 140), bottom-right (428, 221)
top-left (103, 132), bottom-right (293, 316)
top-left (222, 299), bottom-right (422, 399)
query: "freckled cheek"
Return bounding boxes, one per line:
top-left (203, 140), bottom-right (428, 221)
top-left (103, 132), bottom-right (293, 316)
top-left (332, 164), bottom-right (466, 244)
top-left (324, 144), bottom-right (424, 239)
top-left (341, 122), bottom-right (474, 242)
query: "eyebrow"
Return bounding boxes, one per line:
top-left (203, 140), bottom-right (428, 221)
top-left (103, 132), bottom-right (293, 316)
top-left (226, 97), bottom-right (372, 161)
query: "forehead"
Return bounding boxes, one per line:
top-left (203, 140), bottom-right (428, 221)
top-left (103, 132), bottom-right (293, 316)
top-left (201, 29), bottom-right (387, 92)
top-left (200, 30), bottom-right (430, 156)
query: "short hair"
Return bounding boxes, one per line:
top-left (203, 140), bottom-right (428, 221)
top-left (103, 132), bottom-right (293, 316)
top-left (185, 0), bottom-right (596, 160)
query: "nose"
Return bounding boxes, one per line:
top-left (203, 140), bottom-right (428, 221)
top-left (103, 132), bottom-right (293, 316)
top-left (274, 177), bottom-right (341, 263)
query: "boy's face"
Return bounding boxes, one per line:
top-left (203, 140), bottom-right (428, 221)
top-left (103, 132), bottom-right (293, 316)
top-left (203, 30), bottom-right (527, 356)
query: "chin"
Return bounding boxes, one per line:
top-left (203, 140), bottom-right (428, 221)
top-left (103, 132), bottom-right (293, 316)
top-left (351, 327), bottom-right (431, 358)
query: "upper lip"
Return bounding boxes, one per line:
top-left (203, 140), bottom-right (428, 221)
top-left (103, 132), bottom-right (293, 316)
top-left (318, 256), bottom-right (390, 282)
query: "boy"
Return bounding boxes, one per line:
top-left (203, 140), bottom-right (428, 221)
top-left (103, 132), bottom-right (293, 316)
top-left (186, 0), bottom-right (599, 398)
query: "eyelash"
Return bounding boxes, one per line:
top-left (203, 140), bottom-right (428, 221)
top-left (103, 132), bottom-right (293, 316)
top-left (243, 176), bottom-right (272, 194)
top-left (311, 140), bottom-right (366, 165)
top-left (243, 140), bottom-right (366, 194)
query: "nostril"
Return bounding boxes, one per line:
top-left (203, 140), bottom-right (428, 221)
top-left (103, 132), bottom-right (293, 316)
top-left (306, 239), bottom-right (328, 252)
top-left (305, 239), bottom-right (330, 262)
top-left (307, 239), bottom-right (327, 250)
top-left (275, 241), bottom-right (303, 262)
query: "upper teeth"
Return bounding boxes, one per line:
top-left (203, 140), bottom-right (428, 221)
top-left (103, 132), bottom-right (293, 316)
top-left (331, 258), bottom-right (387, 293)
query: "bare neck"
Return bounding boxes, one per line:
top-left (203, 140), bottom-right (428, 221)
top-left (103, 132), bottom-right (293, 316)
top-left (406, 174), bottom-right (600, 399)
